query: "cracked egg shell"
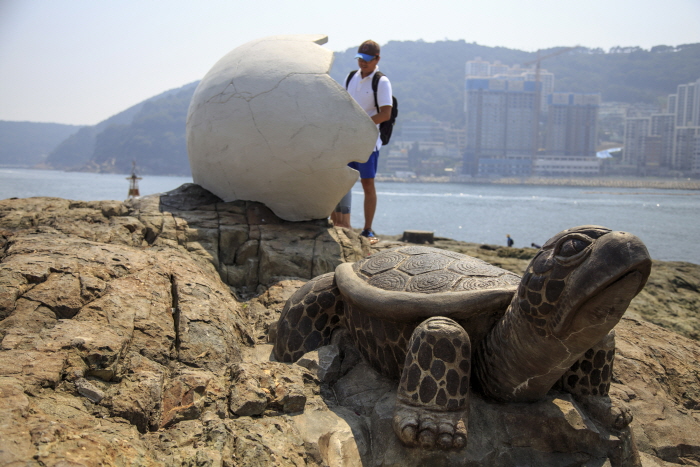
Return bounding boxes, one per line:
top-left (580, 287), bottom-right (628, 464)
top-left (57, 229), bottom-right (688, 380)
top-left (186, 34), bottom-right (378, 222)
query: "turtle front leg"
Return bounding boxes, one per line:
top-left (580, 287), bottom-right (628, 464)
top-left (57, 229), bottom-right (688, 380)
top-left (273, 273), bottom-right (344, 363)
top-left (393, 317), bottom-right (470, 450)
top-left (559, 330), bottom-right (632, 430)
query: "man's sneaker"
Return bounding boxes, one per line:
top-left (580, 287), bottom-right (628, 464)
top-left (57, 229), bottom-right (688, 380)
top-left (360, 229), bottom-right (379, 244)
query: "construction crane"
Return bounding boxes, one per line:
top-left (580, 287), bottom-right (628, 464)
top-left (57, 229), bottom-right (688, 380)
top-left (523, 46), bottom-right (580, 159)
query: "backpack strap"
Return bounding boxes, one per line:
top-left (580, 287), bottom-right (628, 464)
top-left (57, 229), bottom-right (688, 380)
top-left (371, 72), bottom-right (384, 113)
top-left (345, 70), bottom-right (357, 89)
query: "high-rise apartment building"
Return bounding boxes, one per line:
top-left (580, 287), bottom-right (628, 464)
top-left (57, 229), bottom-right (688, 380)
top-left (489, 61), bottom-right (510, 77)
top-left (521, 70), bottom-right (555, 111)
top-left (650, 114), bottom-right (675, 168)
top-left (465, 57), bottom-right (490, 77)
top-left (674, 79), bottom-right (699, 127)
top-left (623, 117), bottom-right (651, 168)
top-left (545, 93), bottom-right (600, 157)
top-left (620, 78), bottom-right (700, 175)
top-left (534, 93), bottom-right (601, 176)
top-left (671, 78), bottom-right (700, 171)
top-left (674, 127), bottom-right (700, 172)
top-left (463, 77), bottom-right (538, 176)
top-left (693, 136), bottom-right (700, 174)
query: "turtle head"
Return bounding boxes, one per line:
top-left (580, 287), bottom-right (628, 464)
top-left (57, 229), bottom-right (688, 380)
top-left (518, 226), bottom-right (651, 339)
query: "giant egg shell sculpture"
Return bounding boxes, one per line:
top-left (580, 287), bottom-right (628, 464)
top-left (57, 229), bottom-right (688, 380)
top-left (186, 35), bottom-right (378, 221)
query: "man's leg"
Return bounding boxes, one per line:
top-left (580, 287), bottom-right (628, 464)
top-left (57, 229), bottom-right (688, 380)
top-left (333, 212), bottom-right (351, 228)
top-left (361, 177), bottom-right (376, 231)
top-left (350, 149), bottom-right (379, 243)
top-left (331, 190), bottom-right (352, 228)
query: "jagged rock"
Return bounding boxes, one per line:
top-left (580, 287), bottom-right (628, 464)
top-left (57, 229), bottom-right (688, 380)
top-left (1, 186), bottom-right (699, 466)
top-left (75, 377), bottom-right (105, 403)
top-left (292, 405), bottom-right (368, 466)
top-left (333, 361), bottom-right (396, 417)
top-left (127, 183), bottom-right (366, 292)
top-left (295, 345), bottom-right (342, 384)
top-left (229, 362), bottom-right (309, 416)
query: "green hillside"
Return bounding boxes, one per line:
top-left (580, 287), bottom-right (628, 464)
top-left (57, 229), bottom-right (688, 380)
top-left (45, 82), bottom-right (198, 175)
top-left (0, 121), bottom-right (83, 167)
top-left (87, 85), bottom-right (192, 175)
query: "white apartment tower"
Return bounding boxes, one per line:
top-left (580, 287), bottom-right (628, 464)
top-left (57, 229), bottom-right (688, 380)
top-left (465, 57), bottom-right (490, 77)
top-left (671, 78), bottom-right (700, 171)
top-left (623, 117), bottom-right (651, 167)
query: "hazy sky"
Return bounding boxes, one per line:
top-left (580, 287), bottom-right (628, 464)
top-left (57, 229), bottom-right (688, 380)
top-left (1, 0), bottom-right (699, 126)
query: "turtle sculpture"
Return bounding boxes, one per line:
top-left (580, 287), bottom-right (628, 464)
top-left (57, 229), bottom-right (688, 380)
top-left (273, 226), bottom-right (652, 450)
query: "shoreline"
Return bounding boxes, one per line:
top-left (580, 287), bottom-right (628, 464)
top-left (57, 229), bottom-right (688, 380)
top-left (375, 175), bottom-right (700, 190)
top-left (5, 166), bottom-right (699, 191)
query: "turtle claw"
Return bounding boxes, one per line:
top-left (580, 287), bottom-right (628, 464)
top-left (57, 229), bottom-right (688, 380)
top-left (613, 406), bottom-right (633, 430)
top-left (393, 404), bottom-right (468, 451)
top-left (576, 395), bottom-right (633, 430)
top-left (400, 424), bottom-right (418, 446)
top-left (437, 433), bottom-right (453, 450)
top-left (452, 432), bottom-right (467, 450)
top-left (419, 427), bottom-right (437, 449)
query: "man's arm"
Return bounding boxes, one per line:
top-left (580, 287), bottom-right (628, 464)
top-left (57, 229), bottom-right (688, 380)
top-left (372, 105), bottom-right (392, 124)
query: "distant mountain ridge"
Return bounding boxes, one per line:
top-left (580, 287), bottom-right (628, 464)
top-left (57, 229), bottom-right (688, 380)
top-left (44, 81), bottom-right (199, 175)
top-left (0, 121), bottom-right (83, 167)
top-left (3, 40), bottom-right (699, 175)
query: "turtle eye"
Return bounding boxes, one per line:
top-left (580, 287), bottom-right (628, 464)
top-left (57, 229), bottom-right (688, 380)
top-left (554, 234), bottom-right (592, 263)
top-left (558, 238), bottom-right (589, 257)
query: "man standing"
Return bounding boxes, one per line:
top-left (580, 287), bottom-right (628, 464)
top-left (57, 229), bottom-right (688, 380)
top-left (337, 40), bottom-right (393, 244)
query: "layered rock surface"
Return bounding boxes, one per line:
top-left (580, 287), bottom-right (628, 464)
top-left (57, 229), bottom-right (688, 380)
top-left (1, 184), bottom-right (699, 466)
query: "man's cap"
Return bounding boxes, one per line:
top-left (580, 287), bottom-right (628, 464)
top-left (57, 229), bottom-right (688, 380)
top-left (355, 40), bottom-right (380, 61)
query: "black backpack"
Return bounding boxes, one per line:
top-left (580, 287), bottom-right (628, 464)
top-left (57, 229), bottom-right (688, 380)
top-left (345, 70), bottom-right (398, 145)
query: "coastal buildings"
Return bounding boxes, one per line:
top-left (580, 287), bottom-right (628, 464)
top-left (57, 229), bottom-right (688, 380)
top-left (622, 77), bottom-right (700, 175)
top-left (383, 63), bottom-right (699, 179)
top-left (545, 93), bottom-right (599, 157)
top-left (462, 58), bottom-right (601, 177)
top-left (534, 93), bottom-right (601, 176)
top-left (623, 117), bottom-right (651, 169)
top-left (388, 120), bottom-right (465, 176)
top-left (463, 76), bottom-right (538, 176)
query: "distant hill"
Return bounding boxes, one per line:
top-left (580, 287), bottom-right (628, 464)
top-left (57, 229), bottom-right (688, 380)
top-left (0, 121), bottom-right (83, 167)
top-left (45, 82), bottom-right (198, 175)
top-left (29, 41), bottom-right (700, 175)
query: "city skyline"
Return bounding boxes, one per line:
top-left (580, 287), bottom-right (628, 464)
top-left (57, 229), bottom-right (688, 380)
top-left (1, 0), bottom-right (699, 125)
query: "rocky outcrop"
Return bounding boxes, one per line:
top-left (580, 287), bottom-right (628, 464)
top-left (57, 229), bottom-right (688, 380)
top-left (0, 184), bottom-right (370, 297)
top-left (1, 185), bottom-right (699, 466)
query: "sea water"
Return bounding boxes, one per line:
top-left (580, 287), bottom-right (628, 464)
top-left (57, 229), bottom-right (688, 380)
top-left (1, 168), bottom-right (698, 265)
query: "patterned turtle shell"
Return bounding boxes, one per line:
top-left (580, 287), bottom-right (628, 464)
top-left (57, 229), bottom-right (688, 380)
top-left (352, 246), bottom-right (521, 294)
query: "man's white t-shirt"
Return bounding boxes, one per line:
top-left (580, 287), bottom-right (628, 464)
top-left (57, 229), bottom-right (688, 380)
top-left (346, 68), bottom-right (392, 151)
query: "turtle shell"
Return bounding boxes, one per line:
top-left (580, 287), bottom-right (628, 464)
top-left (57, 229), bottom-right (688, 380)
top-left (353, 246), bottom-right (519, 293)
top-left (335, 246), bottom-right (521, 322)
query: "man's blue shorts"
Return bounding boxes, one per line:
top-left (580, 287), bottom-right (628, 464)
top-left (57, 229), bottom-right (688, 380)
top-left (348, 149), bottom-right (379, 179)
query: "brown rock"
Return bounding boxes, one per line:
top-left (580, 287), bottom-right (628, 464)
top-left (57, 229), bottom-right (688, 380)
top-left (1, 185), bottom-right (699, 466)
top-left (229, 362), bottom-right (309, 416)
